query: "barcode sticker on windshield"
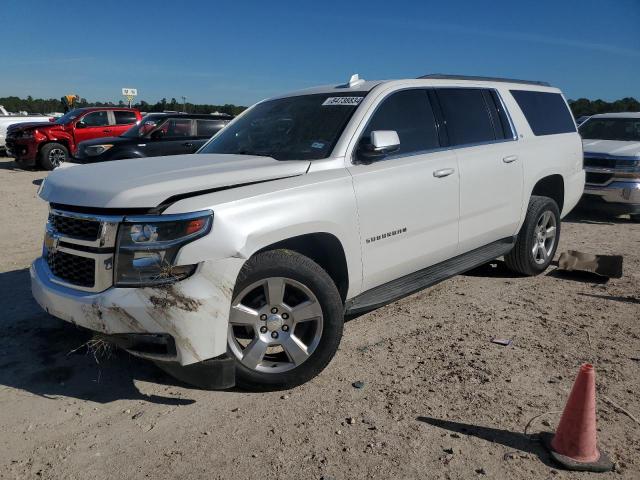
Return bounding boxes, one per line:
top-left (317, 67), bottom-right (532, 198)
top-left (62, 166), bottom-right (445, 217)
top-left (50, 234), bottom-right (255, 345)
top-left (322, 97), bottom-right (363, 106)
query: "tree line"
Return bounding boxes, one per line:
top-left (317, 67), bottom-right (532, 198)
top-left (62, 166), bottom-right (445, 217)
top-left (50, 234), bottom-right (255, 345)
top-left (1, 94), bottom-right (638, 118)
top-left (0, 96), bottom-right (247, 116)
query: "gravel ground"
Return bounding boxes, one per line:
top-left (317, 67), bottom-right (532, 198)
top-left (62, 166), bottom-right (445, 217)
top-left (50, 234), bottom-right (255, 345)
top-left (0, 156), bottom-right (638, 480)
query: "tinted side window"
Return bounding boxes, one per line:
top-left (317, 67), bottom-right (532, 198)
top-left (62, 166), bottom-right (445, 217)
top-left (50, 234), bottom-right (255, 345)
top-left (362, 89), bottom-right (439, 157)
top-left (114, 111), bottom-right (138, 125)
top-left (82, 111), bottom-right (109, 127)
top-left (165, 119), bottom-right (192, 138)
top-left (197, 119), bottom-right (226, 137)
top-left (436, 88), bottom-right (495, 146)
top-left (510, 90), bottom-right (576, 136)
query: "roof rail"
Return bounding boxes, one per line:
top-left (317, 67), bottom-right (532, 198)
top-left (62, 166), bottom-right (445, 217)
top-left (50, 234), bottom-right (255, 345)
top-left (418, 74), bottom-right (551, 87)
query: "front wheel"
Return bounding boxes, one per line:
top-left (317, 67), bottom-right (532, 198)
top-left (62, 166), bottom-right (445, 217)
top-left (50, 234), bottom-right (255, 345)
top-left (228, 249), bottom-right (344, 391)
top-left (505, 195), bottom-right (561, 276)
top-left (39, 142), bottom-right (68, 170)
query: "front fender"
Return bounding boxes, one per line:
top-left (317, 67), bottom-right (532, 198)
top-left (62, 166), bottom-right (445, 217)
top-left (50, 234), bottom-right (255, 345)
top-left (169, 168), bottom-right (364, 299)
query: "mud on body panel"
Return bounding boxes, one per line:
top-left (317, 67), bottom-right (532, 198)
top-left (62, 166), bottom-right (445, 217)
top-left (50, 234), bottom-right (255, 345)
top-left (36, 257), bottom-right (245, 366)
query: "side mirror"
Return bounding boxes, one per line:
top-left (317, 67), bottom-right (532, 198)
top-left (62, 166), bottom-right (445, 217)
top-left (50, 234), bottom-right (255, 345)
top-left (356, 130), bottom-right (400, 162)
top-left (75, 121), bottom-right (86, 129)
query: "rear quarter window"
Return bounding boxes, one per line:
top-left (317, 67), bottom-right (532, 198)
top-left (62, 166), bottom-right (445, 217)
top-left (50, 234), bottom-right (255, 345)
top-left (196, 119), bottom-right (227, 137)
top-left (510, 90), bottom-right (576, 136)
top-left (114, 110), bottom-right (138, 125)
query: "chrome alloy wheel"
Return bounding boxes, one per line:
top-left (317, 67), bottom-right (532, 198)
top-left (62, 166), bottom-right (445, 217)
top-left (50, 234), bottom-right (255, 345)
top-left (228, 277), bottom-right (324, 373)
top-left (532, 210), bottom-right (557, 265)
top-left (48, 147), bottom-right (66, 167)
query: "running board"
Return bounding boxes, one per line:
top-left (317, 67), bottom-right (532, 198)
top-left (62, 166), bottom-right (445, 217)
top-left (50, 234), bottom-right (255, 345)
top-left (345, 237), bottom-right (515, 315)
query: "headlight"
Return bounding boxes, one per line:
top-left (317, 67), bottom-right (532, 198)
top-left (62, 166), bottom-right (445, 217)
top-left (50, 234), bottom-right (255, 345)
top-left (85, 144), bottom-right (114, 156)
top-left (22, 130), bottom-right (35, 139)
top-left (114, 211), bottom-right (213, 286)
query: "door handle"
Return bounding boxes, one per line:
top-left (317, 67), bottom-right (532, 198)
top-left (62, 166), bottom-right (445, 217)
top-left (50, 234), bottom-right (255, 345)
top-left (102, 129), bottom-right (112, 133)
top-left (503, 155), bottom-right (518, 163)
top-left (433, 168), bottom-right (455, 178)
top-left (182, 142), bottom-right (193, 147)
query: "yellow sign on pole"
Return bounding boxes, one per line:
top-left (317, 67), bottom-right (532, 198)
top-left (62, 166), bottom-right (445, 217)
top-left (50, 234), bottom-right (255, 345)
top-left (65, 95), bottom-right (78, 108)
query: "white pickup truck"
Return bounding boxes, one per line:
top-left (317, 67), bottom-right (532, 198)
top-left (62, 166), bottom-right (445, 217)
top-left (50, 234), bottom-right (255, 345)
top-left (579, 112), bottom-right (640, 221)
top-left (31, 74), bottom-right (584, 390)
top-left (0, 105), bottom-right (52, 152)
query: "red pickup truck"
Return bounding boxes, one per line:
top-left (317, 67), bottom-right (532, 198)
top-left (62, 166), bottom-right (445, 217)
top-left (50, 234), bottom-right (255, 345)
top-left (6, 107), bottom-right (141, 170)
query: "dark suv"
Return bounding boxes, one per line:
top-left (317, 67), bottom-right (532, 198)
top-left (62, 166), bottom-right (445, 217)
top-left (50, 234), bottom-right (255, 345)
top-left (74, 112), bottom-right (232, 163)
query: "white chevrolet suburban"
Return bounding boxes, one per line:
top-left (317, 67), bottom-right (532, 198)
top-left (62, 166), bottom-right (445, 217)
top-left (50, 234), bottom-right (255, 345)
top-left (31, 74), bottom-right (585, 390)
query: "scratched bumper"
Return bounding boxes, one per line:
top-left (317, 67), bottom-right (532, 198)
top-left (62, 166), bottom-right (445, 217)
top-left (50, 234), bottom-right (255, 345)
top-left (31, 256), bottom-right (244, 365)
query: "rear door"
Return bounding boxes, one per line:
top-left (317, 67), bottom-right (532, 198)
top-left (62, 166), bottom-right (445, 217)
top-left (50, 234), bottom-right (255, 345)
top-left (112, 110), bottom-right (139, 136)
top-left (144, 118), bottom-right (197, 157)
top-left (347, 88), bottom-right (460, 291)
top-left (74, 110), bottom-right (111, 146)
top-left (435, 87), bottom-right (522, 253)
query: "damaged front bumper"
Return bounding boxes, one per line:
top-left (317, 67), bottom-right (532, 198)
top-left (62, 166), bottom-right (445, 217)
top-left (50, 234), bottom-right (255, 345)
top-left (31, 256), bottom-right (243, 369)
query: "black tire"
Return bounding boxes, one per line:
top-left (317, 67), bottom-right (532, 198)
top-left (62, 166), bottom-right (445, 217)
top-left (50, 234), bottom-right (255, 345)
top-left (39, 142), bottom-right (68, 170)
top-left (231, 249), bottom-right (344, 391)
top-left (504, 195), bottom-right (561, 276)
top-left (630, 214), bottom-right (640, 223)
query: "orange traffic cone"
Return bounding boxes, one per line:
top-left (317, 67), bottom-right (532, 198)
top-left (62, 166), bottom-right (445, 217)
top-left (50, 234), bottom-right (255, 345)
top-left (542, 364), bottom-right (613, 472)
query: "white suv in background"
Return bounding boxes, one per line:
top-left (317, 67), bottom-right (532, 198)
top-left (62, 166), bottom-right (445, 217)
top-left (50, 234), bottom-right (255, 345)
top-left (32, 74), bottom-right (584, 390)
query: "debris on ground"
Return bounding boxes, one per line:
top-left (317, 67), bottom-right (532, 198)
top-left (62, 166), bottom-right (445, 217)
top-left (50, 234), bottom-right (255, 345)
top-left (67, 336), bottom-right (114, 364)
top-left (557, 250), bottom-right (623, 278)
top-left (352, 380), bottom-right (365, 389)
top-left (490, 338), bottom-right (512, 346)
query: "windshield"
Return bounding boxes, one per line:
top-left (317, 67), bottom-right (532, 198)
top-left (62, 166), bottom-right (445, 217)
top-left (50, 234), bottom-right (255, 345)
top-left (579, 117), bottom-right (640, 142)
top-left (54, 109), bottom-right (83, 125)
top-left (198, 93), bottom-right (366, 160)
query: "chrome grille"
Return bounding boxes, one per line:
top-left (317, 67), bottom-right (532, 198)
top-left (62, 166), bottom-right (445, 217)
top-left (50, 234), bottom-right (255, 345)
top-left (585, 172), bottom-right (613, 185)
top-left (50, 213), bottom-right (101, 240)
top-left (46, 250), bottom-right (95, 288)
top-left (44, 208), bottom-right (123, 292)
top-left (583, 157), bottom-right (617, 169)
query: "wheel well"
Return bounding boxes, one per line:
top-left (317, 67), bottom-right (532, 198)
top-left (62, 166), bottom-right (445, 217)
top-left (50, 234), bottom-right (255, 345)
top-left (531, 175), bottom-right (564, 212)
top-left (257, 233), bottom-right (349, 302)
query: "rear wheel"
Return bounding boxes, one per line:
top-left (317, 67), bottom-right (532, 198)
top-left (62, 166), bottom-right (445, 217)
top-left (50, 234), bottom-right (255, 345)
top-left (505, 195), bottom-right (560, 276)
top-left (39, 142), bottom-right (68, 170)
top-left (228, 249), bottom-right (344, 390)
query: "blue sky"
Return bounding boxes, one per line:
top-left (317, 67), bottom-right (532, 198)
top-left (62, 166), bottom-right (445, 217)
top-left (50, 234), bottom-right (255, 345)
top-left (1, 0), bottom-right (638, 105)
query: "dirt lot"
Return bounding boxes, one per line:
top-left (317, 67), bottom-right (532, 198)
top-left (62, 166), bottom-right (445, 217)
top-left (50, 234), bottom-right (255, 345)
top-left (0, 156), bottom-right (638, 480)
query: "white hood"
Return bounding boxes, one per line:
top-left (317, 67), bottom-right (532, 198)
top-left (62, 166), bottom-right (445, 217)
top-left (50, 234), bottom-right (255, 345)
top-left (39, 154), bottom-right (310, 209)
top-left (582, 139), bottom-right (640, 157)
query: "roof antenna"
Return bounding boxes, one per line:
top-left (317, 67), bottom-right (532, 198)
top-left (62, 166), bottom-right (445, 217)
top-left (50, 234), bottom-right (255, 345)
top-left (341, 73), bottom-right (365, 88)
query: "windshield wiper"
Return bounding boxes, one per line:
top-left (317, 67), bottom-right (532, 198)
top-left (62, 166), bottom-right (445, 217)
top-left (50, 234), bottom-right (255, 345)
top-left (235, 150), bottom-right (278, 158)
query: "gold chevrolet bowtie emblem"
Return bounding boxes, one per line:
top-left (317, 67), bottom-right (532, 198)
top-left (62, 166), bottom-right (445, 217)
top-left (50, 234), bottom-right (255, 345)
top-left (44, 232), bottom-right (60, 253)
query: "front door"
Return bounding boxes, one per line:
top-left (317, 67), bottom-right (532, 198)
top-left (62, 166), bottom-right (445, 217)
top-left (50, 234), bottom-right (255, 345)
top-left (347, 89), bottom-right (460, 292)
top-left (145, 118), bottom-right (198, 157)
top-left (74, 110), bottom-right (111, 147)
